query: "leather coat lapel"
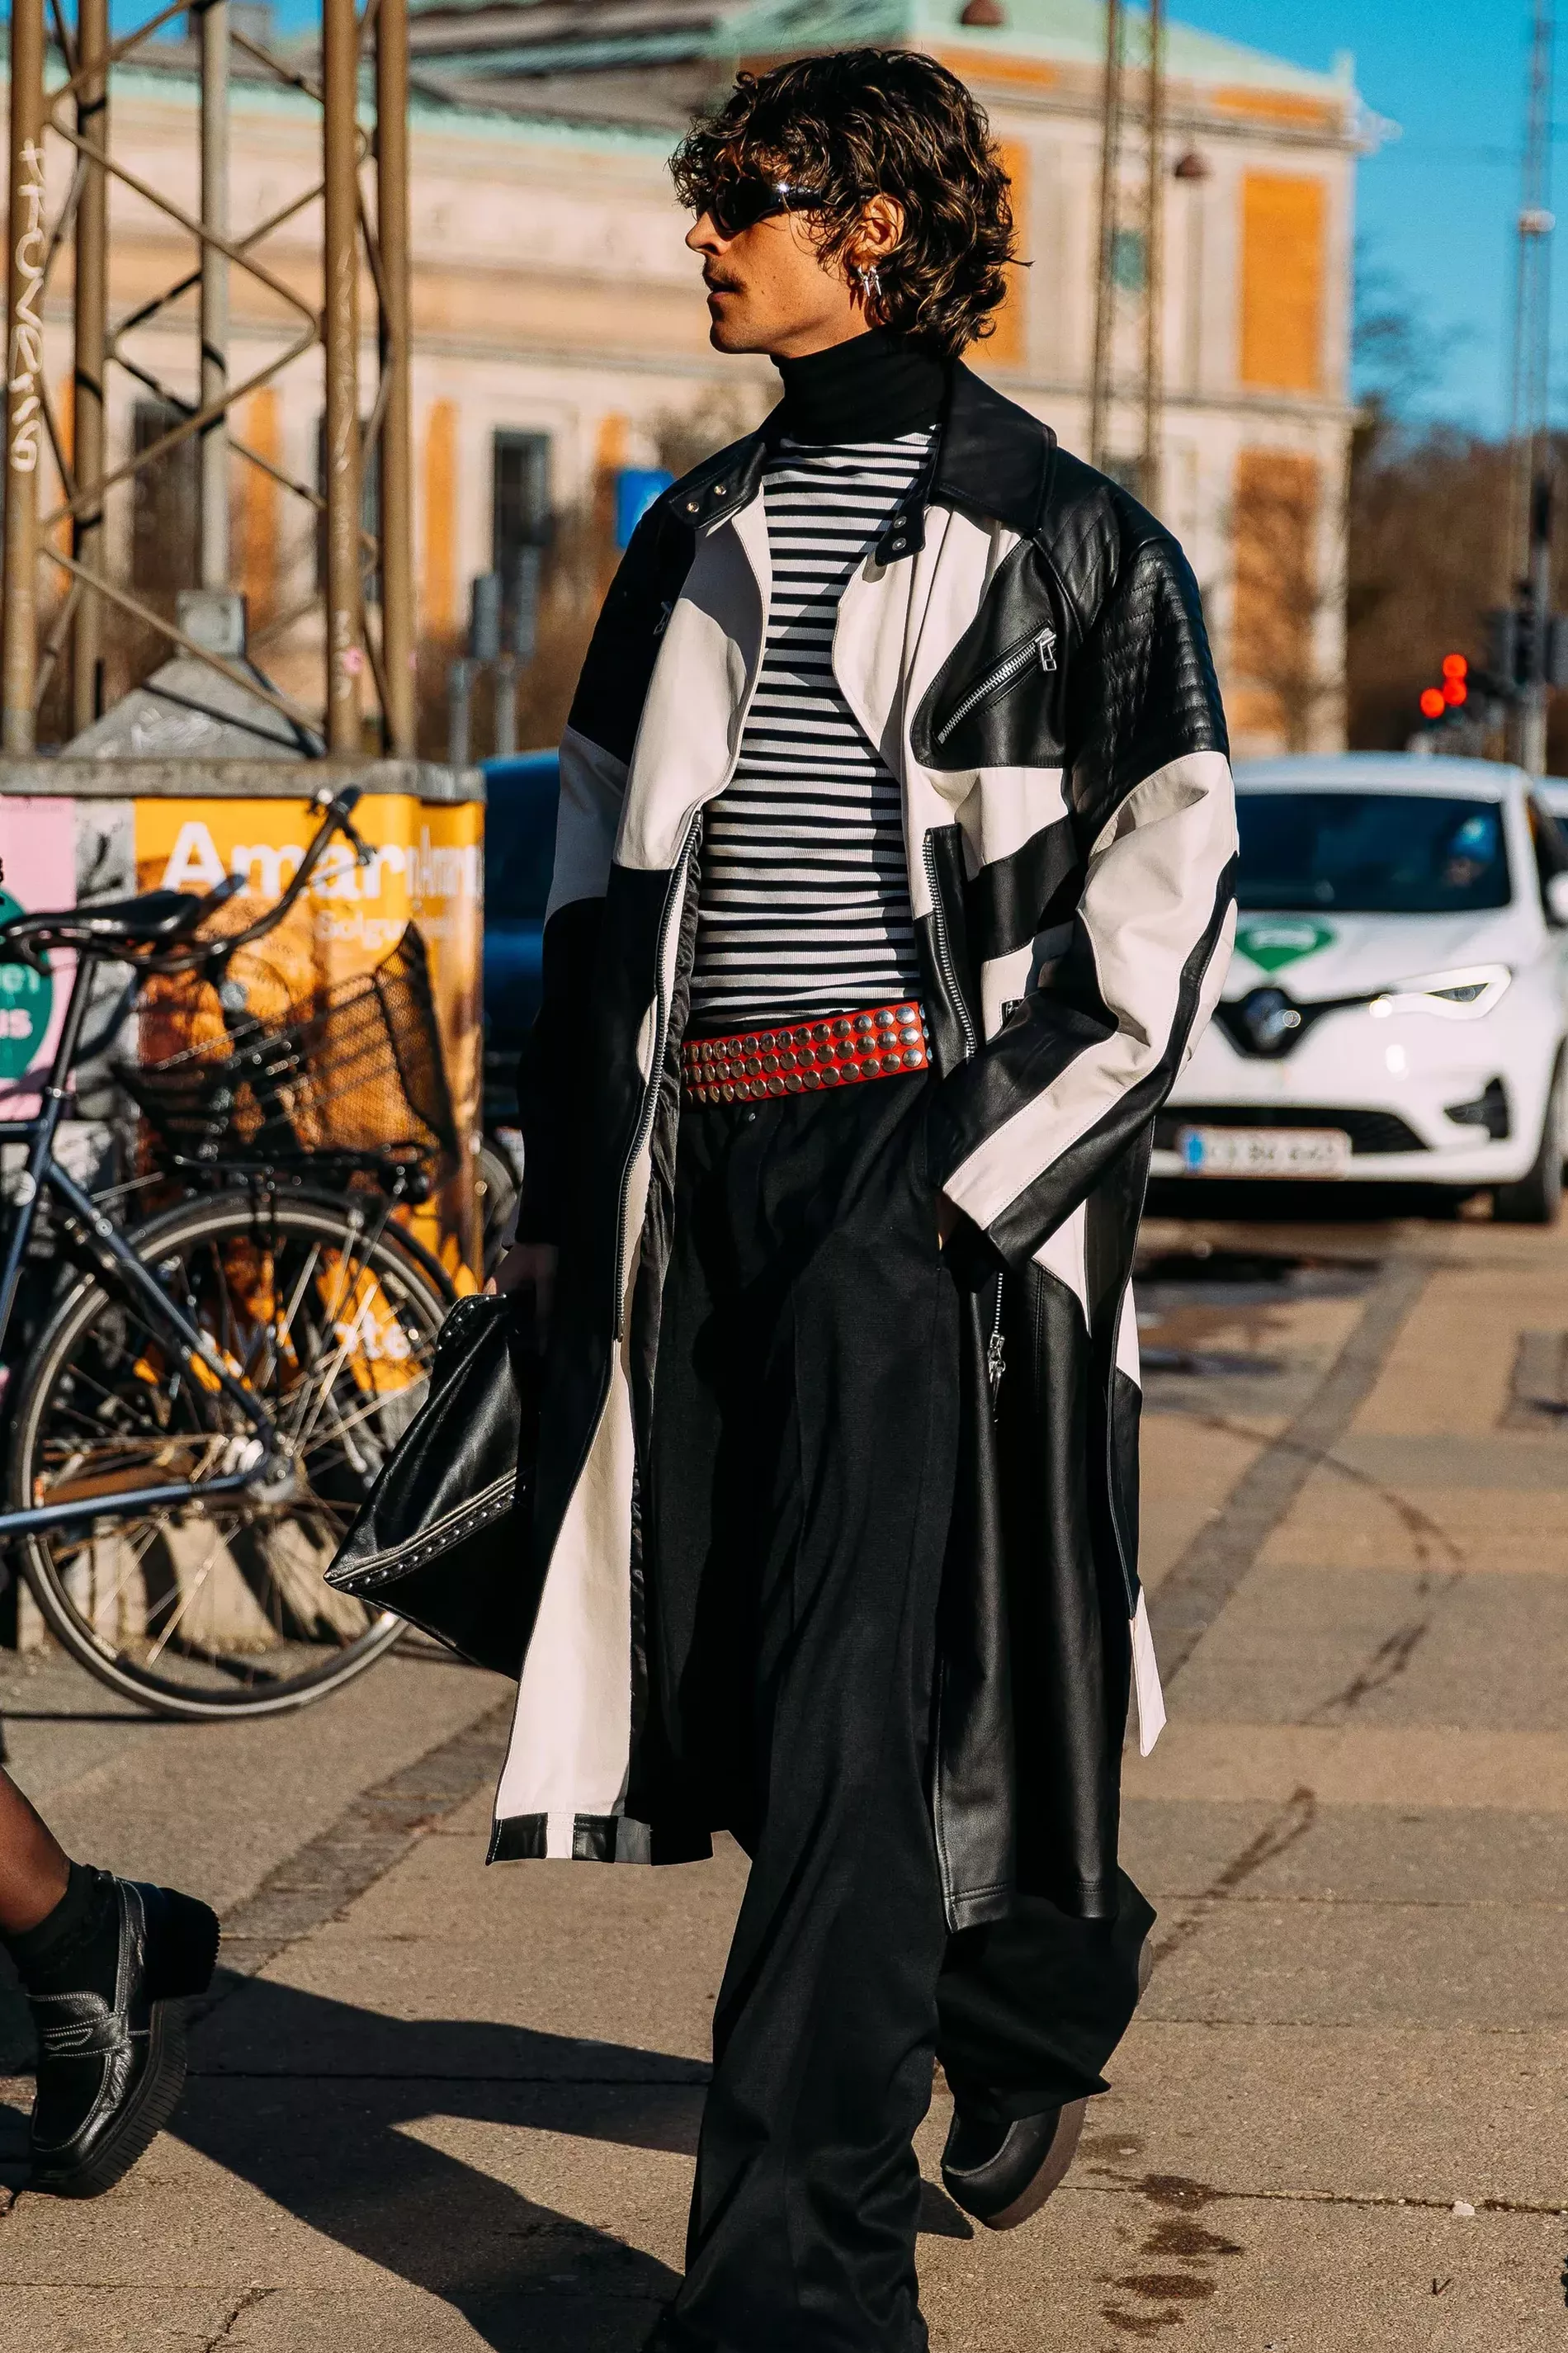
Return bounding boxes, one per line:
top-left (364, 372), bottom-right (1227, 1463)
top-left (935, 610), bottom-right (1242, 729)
top-left (616, 500), bottom-right (770, 876)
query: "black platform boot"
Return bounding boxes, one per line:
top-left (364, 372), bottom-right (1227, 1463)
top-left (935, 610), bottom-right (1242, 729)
top-left (6, 1864), bottom-right (220, 2197)
top-left (939, 2096), bottom-right (1088, 2229)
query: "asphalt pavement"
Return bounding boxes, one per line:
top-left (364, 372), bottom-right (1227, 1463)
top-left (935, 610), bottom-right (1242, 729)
top-left (1, 1202), bottom-right (1566, 2351)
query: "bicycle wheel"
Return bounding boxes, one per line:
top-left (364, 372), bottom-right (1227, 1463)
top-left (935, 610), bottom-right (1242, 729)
top-left (8, 1192), bottom-right (449, 1719)
top-left (476, 1136), bottom-right (521, 1279)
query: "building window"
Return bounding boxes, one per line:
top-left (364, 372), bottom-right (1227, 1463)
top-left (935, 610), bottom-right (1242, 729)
top-left (493, 429), bottom-right (551, 602)
top-left (1240, 173), bottom-right (1326, 395)
top-left (315, 417), bottom-right (382, 602)
top-left (130, 399), bottom-right (197, 593)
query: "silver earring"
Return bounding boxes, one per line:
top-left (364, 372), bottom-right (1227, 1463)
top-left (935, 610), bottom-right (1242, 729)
top-left (857, 263), bottom-right (881, 303)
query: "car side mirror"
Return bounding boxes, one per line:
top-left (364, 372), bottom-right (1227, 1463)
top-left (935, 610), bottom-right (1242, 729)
top-left (1547, 873), bottom-right (1568, 926)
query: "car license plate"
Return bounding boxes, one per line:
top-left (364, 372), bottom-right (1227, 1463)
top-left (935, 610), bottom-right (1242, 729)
top-left (1178, 1125), bottom-right (1351, 1176)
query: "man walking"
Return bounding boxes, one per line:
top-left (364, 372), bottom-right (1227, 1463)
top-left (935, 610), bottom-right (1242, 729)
top-left (496, 46), bottom-right (1235, 2349)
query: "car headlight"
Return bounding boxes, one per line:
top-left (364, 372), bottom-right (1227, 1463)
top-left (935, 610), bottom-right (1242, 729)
top-left (1368, 963), bottom-right (1513, 1021)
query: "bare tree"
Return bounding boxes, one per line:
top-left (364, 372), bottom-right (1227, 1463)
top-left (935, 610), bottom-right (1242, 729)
top-left (651, 385), bottom-right (760, 480)
top-left (1229, 447), bottom-right (1347, 754)
top-left (1345, 420), bottom-right (1513, 753)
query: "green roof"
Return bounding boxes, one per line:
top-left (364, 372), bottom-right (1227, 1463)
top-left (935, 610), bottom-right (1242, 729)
top-left (908, 0), bottom-right (1348, 97)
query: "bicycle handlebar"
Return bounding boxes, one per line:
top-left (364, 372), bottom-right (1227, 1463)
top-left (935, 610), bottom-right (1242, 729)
top-left (174, 784), bottom-right (371, 970)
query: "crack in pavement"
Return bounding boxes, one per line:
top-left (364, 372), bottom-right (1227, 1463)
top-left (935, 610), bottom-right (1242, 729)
top-left (1074, 2178), bottom-right (1568, 2219)
top-left (1172, 1408), bottom-right (1466, 1570)
top-left (1150, 1255), bottom-right (1432, 1680)
top-left (1305, 1571), bottom-right (1466, 1725)
top-left (202, 2282), bottom-right (275, 2350)
top-left (1148, 1785), bottom-right (1318, 1970)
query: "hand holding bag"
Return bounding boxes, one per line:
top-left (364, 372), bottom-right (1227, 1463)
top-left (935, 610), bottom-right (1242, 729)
top-left (324, 1291), bottom-right (541, 1677)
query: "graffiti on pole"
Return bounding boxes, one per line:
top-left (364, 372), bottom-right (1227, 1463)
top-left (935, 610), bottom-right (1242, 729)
top-left (8, 139), bottom-right (45, 475)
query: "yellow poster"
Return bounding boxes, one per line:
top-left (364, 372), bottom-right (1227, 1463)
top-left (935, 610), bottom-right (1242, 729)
top-left (132, 792), bottom-right (484, 1283)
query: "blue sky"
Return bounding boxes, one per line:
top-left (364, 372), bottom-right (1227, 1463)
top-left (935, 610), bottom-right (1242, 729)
top-left (1179, 1), bottom-right (1548, 432)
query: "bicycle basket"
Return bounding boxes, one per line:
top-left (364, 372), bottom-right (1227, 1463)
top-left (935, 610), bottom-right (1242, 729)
top-left (119, 922), bottom-right (459, 1173)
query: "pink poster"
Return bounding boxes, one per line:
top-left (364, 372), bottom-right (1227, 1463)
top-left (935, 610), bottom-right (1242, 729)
top-left (0, 796), bottom-right (77, 1112)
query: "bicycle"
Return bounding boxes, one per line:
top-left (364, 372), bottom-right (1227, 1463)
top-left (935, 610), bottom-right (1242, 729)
top-left (0, 786), bottom-right (458, 1721)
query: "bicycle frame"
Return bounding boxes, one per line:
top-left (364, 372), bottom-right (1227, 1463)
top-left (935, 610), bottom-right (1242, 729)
top-left (0, 951), bottom-right (278, 1538)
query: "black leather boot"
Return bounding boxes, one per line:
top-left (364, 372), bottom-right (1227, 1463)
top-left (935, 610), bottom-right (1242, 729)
top-left (12, 1869), bottom-right (220, 2197)
top-left (939, 2095), bottom-right (1088, 2230)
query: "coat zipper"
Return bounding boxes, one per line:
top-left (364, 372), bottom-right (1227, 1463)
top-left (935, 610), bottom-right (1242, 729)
top-left (933, 624), bottom-right (1056, 747)
top-left (922, 832), bottom-right (977, 1063)
top-left (986, 1272), bottom-right (1006, 1410)
top-left (612, 811), bottom-right (701, 1336)
top-left (922, 834), bottom-right (1007, 1407)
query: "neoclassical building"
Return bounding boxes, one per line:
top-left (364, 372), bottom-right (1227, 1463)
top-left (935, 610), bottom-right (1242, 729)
top-left (11, 0), bottom-right (1369, 754)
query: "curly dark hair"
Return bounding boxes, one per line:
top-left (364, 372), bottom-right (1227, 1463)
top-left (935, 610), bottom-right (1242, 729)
top-left (669, 50), bottom-right (1018, 359)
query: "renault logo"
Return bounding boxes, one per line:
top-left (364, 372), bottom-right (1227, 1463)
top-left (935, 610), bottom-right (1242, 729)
top-left (1240, 987), bottom-right (1303, 1052)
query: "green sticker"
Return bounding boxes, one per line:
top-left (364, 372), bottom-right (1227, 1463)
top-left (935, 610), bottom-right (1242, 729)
top-left (0, 891), bottom-right (53, 1079)
top-left (1235, 919), bottom-right (1335, 974)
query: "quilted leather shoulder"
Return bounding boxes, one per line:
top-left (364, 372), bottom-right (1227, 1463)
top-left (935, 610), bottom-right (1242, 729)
top-left (1035, 447), bottom-right (1202, 659)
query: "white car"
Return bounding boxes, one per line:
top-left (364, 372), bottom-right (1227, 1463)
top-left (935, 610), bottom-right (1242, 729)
top-left (1158, 753), bottom-right (1568, 1221)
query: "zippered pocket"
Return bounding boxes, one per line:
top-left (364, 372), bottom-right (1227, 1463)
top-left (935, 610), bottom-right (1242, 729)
top-left (934, 623), bottom-right (1058, 748)
top-left (922, 831), bottom-right (976, 1063)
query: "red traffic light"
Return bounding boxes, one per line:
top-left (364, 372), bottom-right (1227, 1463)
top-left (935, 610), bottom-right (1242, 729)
top-left (1442, 652), bottom-right (1469, 682)
top-left (1443, 678), bottom-right (1468, 706)
top-left (1419, 686), bottom-right (1445, 718)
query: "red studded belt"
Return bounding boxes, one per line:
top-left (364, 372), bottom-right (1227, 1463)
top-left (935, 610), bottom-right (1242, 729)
top-left (682, 1001), bottom-right (930, 1106)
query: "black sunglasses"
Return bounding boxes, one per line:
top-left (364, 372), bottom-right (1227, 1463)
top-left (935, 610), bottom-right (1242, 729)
top-left (703, 177), bottom-right (830, 239)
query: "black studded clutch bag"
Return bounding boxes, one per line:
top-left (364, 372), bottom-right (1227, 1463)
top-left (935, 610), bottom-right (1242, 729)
top-left (324, 1291), bottom-right (541, 1677)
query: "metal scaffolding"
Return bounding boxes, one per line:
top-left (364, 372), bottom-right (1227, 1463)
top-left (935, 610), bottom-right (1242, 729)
top-left (1087, 0), bottom-right (1167, 510)
top-left (1, 0), bottom-right (415, 756)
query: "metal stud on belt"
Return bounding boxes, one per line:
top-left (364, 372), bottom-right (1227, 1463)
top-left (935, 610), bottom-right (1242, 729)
top-left (682, 1001), bottom-right (930, 1104)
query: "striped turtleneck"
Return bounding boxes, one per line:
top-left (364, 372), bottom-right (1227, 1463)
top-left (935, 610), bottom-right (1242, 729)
top-left (687, 333), bottom-right (946, 1033)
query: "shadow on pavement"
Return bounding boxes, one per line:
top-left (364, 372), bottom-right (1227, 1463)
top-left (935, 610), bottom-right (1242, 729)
top-left (163, 1969), bottom-right (970, 2348)
top-left (176, 1968), bottom-right (692, 2349)
top-left (1145, 1175), bottom-right (1468, 1225)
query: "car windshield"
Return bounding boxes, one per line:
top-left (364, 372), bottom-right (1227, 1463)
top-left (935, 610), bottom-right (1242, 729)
top-left (1236, 791), bottom-right (1512, 914)
top-left (486, 766), bottom-right (558, 922)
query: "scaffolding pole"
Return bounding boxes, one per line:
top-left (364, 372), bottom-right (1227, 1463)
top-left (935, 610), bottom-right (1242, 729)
top-left (1141, 0), bottom-right (1165, 512)
top-left (1087, 0), bottom-right (1123, 470)
top-left (71, 0), bottom-right (109, 730)
top-left (196, 0), bottom-right (230, 592)
top-left (377, 0), bottom-right (415, 755)
top-left (3, 0), bottom-right (45, 752)
top-left (323, 0), bottom-right (363, 753)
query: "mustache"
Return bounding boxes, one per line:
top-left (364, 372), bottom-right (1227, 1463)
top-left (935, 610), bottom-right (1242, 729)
top-left (704, 269), bottom-right (740, 291)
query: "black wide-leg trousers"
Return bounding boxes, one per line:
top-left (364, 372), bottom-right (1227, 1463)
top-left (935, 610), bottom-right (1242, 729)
top-left (643, 1074), bottom-right (1152, 2353)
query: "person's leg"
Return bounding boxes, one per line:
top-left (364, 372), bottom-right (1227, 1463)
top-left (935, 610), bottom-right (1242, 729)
top-left (933, 1869), bottom-right (1155, 2227)
top-left (648, 1075), bottom-right (961, 2353)
top-left (936, 1869), bottom-right (1155, 2128)
top-left (0, 1766), bottom-right (69, 1934)
top-left (0, 1764), bottom-right (220, 2197)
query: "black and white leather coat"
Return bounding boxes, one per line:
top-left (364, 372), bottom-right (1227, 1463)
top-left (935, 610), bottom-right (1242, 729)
top-left (497, 361), bottom-right (1237, 1930)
